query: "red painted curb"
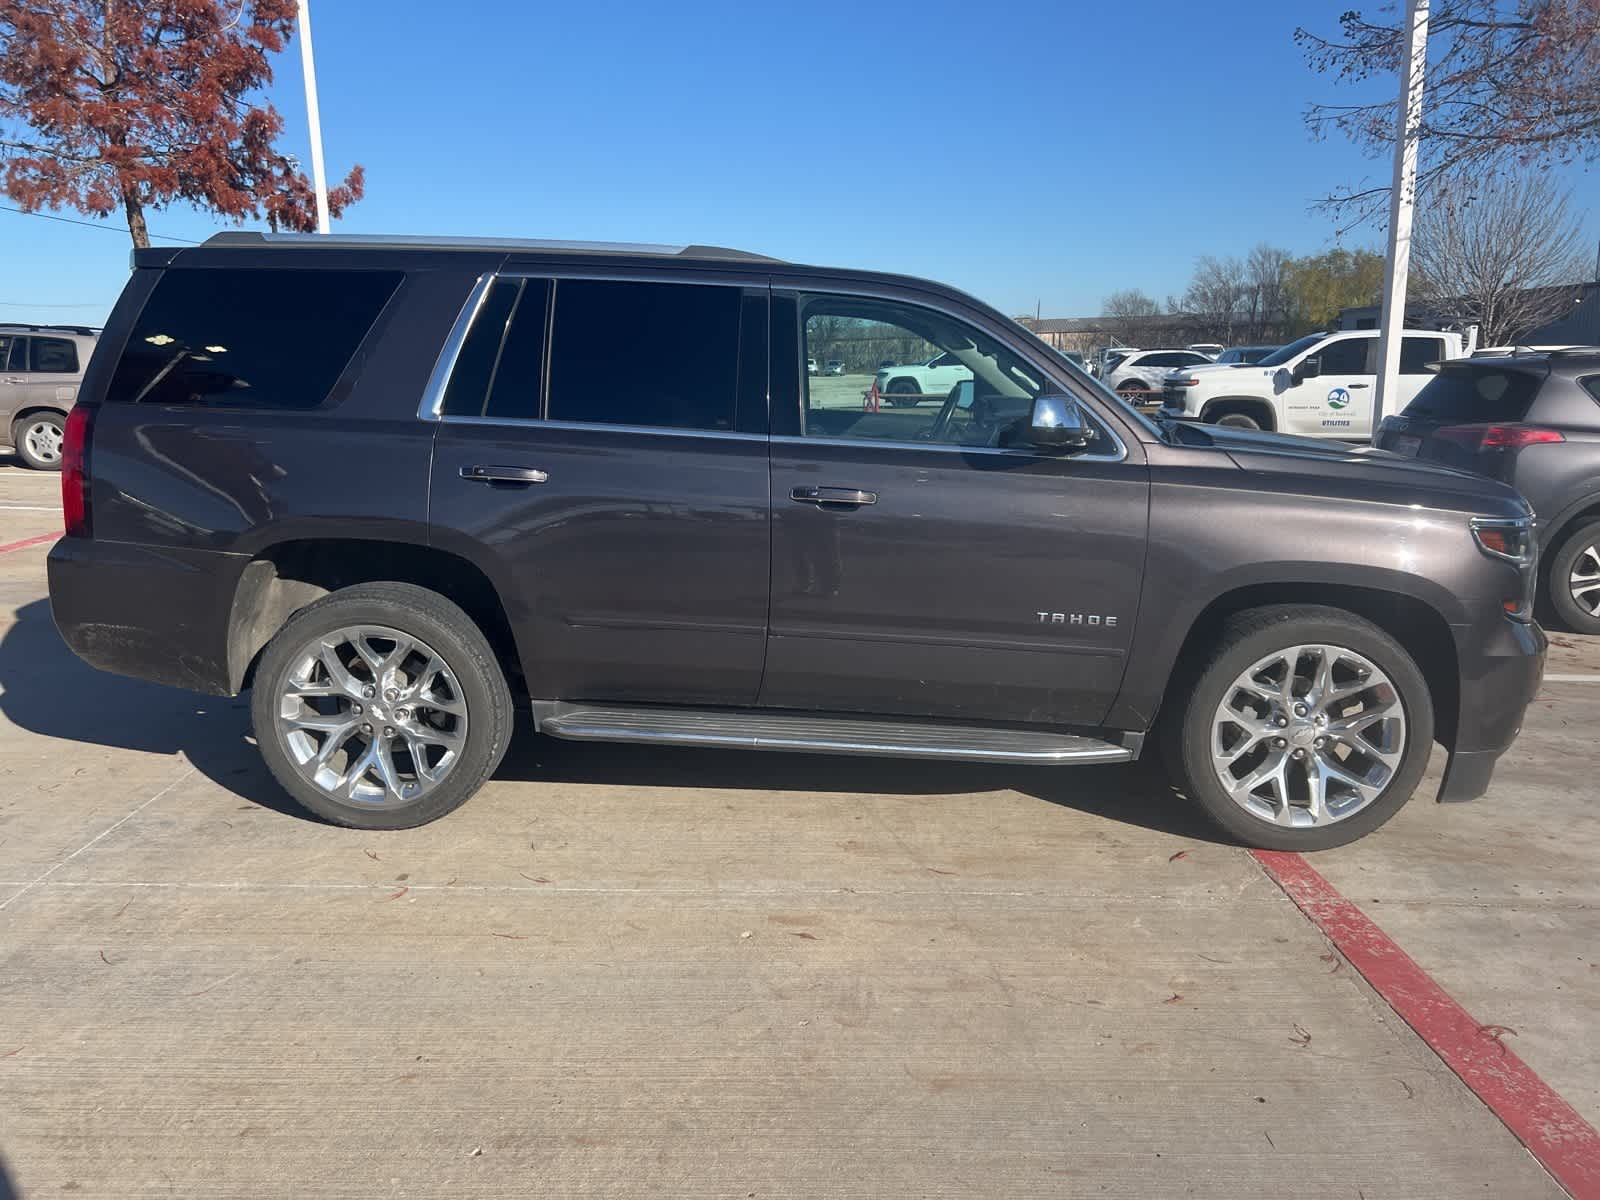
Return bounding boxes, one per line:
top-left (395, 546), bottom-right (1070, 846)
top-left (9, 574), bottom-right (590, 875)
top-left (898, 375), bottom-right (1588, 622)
top-left (1252, 849), bottom-right (1600, 1200)
top-left (0, 532), bottom-right (57, 555)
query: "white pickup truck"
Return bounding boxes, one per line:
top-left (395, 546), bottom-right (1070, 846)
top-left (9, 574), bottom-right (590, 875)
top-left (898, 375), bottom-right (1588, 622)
top-left (1157, 328), bottom-right (1472, 439)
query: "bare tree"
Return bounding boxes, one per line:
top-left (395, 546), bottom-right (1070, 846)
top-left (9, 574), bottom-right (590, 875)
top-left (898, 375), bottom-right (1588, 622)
top-left (1245, 245), bottom-right (1293, 340)
top-left (1297, 2), bottom-right (1600, 228)
top-left (1183, 256), bottom-right (1249, 343)
top-left (1102, 289), bottom-right (1161, 344)
top-left (1410, 173), bottom-right (1589, 345)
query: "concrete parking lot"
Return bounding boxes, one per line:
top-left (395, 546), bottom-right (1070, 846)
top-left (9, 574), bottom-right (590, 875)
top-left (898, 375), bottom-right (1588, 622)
top-left (1, 451), bottom-right (1596, 1198)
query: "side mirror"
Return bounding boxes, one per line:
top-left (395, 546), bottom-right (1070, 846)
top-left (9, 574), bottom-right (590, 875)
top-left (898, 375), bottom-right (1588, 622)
top-left (1294, 355), bottom-right (1322, 383)
top-left (1027, 394), bottom-right (1092, 452)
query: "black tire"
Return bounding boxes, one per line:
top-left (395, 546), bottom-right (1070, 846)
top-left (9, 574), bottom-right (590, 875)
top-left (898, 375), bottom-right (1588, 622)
top-left (1165, 605), bottom-right (1434, 851)
top-left (886, 378), bottom-right (920, 405)
top-left (12, 411), bottom-right (66, 471)
top-left (1545, 519), bottom-right (1600, 635)
top-left (1211, 409), bottom-right (1263, 431)
top-left (250, 582), bottom-right (513, 829)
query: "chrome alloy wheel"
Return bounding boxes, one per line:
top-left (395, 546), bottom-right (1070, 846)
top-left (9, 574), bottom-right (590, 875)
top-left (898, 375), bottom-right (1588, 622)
top-left (276, 625), bottom-right (467, 807)
top-left (1210, 644), bottom-right (1406, 828)
top-left (23, 420), bottom-right (63, 465)
top-left (1568, 543), bottom-right (1600, 616)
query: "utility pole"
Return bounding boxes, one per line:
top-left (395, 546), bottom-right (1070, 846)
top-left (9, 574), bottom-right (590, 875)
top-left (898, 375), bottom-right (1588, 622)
top-left (297, 0), bottom-right (331, 235)
top-left (1372, 0), bottom-right (1429, 441)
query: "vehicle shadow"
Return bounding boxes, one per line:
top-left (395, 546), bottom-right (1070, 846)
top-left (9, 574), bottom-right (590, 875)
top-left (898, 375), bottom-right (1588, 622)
top-left (0, 598), bottom-right (1226, 843)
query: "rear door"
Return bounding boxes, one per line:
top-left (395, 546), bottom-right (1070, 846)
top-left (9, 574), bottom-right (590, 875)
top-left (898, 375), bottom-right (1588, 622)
top-left (427, 272), bottom-right (773, 706)
top-left (11, 334), bottom-right (82, 413)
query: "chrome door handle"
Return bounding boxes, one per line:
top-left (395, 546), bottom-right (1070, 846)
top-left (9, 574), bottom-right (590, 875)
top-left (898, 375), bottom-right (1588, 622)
top-left (790, 486), bottom-right (877, 506)
top-left (460, 465), bottom-right (549, 484)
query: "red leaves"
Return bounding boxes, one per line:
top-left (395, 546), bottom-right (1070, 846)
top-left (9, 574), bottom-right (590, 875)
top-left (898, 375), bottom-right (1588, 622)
top-left (0, 0), bottom-right (364, 245)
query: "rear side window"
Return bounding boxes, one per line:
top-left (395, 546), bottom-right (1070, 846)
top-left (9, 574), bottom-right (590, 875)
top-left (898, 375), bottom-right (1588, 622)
top-left (547, 280), bottom-right (740, 431)
top-left (1400, 336), bottom-right (1445, 375)
top-left (439, 278), bottom-right (551, 420)
top-left (1583, 377), bottom-right (1600, 405)
top-left (29, 336), bottom-right (79, 373)
top-left (1403, 368), bottom-right (1541, 422)
top-left (108, 268), bottom-right (401, 408)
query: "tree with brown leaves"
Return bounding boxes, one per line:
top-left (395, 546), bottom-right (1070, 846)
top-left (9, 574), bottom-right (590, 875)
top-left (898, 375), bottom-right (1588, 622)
top-left (1297, 1), bottom-right (1600, 226)
top-left (0, 0), bottom-right (363, 247)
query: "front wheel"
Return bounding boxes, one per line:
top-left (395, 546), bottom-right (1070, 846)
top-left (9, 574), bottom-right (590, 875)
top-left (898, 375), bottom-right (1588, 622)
top-left (13, 412), bottom-right (66, 470)
top-left (251, 582), bottom-right (513, 829)
top-left (1167, 606), bottom-right (1434, 850)
top-left (1212, 411), bottom-right (1262, 431)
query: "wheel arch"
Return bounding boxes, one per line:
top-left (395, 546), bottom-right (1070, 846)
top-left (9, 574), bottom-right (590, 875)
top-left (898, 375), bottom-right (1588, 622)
top-left (227, 538), bottom-right (525, 698)
top-left (1200, 396), bottom-right (1277, 430)
top-left (1143, 581), bottom-right (1459, 750)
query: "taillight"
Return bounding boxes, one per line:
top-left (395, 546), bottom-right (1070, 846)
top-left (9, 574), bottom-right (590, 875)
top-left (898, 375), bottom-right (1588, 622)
top-left (62, 405), bottom-right (94, 538)
top-left (1433, 424), bottom-right (1565, 452)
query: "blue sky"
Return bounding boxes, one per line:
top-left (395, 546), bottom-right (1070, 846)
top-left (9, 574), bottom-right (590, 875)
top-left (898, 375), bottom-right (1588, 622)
top-left (2, 0), bottom-right (1594, 324)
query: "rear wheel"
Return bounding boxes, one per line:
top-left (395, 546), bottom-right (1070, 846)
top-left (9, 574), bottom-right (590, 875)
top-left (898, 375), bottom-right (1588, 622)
top-left (1167, 606), bottom-right (1433, 850)
top-left (13, 412), bottom-right (66, 470)
top-left (1547, 520), bottom-right (1600, 634)
top-left (251, 582), bottom-right (513, 829)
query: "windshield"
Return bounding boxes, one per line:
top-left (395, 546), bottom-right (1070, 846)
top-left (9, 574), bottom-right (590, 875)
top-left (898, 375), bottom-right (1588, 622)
top-left (1255, 334), bottom-right (1324, 368)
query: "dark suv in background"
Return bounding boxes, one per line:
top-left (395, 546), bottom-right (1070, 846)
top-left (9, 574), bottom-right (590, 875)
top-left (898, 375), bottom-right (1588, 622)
top-left (47, 233), bottom-right (1545, 850)
top-left (1376, 348), bottom-right (1600, 632)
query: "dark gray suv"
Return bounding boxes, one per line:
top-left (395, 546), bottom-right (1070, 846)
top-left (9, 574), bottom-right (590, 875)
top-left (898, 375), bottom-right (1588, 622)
top-left (47, 233), bottom-right (1545, 850)
top-left (1376, 348), bottom-right (1600, 632)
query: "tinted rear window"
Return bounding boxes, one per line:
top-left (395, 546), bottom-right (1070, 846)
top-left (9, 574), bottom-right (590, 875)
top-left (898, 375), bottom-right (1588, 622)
top-left (108, 268), bottom-right (400, 408)
top-left (547, 279), bottom-right (740, 431)
top-left (30, 336), bottom-right (79, 373)
top-left (1403, 368), bottom-right (1542, 423)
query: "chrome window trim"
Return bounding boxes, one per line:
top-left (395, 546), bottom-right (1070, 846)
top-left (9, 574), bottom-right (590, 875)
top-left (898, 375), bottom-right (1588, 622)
top-left (418, 273), bottom-right (494, 421)
top-left (432, 414), bottom-right (764, 442)
top-left (771, 434), bottom-right (1126, 463)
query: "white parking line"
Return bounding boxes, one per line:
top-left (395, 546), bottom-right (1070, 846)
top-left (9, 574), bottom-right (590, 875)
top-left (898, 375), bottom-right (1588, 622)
top-left (0, 763), bottom-right (197, 911)
top-left (1543, 673), bottom-right (1600, 683)
top-left (0, 504), bottom-right (61, 512)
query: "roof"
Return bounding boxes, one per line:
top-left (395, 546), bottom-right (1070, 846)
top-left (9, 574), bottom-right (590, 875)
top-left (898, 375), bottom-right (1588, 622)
top-left (201, 231), bottom-right (783, 263)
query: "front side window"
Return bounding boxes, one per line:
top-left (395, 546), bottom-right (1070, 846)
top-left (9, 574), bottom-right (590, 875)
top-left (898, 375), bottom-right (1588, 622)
top-left (108, 268), bottom-right (401, 408)
top-left (799, 294), bottom-right (1066, 449)
top-left (0, 336), bottom-right (17, 372)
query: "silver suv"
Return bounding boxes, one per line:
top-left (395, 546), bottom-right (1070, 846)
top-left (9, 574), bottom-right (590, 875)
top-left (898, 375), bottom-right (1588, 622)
top-left (0, 323), bottom-right (98, 470)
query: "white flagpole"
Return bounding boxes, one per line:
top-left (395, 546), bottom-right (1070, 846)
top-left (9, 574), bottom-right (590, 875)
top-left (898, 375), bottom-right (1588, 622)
top-left (296, 0), bottom-right (331, 235)
top-left (1373, 0), bottom-right (1430, 442)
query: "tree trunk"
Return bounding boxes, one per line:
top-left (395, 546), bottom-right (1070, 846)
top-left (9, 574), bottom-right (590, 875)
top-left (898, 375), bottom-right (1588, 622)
top-left (121, 187), bottom-right (149, 250)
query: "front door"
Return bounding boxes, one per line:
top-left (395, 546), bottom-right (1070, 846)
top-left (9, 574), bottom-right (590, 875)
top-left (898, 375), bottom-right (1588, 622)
top-left (427, 274), bottom-right (773, 706)
top-left (1282, 334), bottom-right (1376, 438)
top-left (761, 291), bottom-right (1149, 727)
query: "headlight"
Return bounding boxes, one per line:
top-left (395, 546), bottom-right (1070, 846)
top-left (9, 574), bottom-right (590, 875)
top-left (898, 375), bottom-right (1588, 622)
top-left (1470, 516), bottom-right (1534, 565)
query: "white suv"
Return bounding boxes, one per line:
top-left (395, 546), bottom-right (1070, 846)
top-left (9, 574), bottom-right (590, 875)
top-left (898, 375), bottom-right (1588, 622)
top-left (1103, 349), bottom-right (1214, 404)
top-left (1158, 329), bottom-right (1468, 438)
top-left (0, 324), bottom-right (99, 470)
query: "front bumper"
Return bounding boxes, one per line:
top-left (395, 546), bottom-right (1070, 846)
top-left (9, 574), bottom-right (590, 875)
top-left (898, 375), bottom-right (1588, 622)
top-left (1437, 615), bottom-right (1546, 802)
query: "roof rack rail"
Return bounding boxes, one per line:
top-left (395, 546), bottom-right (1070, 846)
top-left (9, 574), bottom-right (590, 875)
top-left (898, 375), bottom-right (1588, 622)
top-left (200, 231), bottom-right (782, 263)
top-left (0, 322), bottom-right (102, 336)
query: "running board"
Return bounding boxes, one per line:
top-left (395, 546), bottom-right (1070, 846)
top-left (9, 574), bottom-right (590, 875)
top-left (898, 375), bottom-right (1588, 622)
top-left (532, 702), bottom-right (1138, 765)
